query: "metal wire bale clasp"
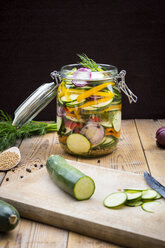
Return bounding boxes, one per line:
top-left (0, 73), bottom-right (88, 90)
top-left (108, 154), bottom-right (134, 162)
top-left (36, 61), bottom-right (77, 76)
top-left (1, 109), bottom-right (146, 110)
top-left (115, 70), bottom-right (138, 104)
top-left (50, 71), bottom-right (61, 89)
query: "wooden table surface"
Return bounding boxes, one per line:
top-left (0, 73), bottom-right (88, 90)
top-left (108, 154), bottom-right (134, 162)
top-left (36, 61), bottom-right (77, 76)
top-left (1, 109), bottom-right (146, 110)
top-left (0, 119), bottom-right (165, 248)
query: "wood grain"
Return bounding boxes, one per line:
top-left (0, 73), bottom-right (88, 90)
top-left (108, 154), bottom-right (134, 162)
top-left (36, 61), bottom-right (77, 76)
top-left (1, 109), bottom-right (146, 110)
top-left (135, 119), bottom-right (165, 177)
top-left (0, 133), bottom-right (69, 248)
top-left (0, 120), bottom-right (165, 248)
top-left (0, 162), bottom-right (165, 248)
top-left (78, 120), bottom-right (148, 173)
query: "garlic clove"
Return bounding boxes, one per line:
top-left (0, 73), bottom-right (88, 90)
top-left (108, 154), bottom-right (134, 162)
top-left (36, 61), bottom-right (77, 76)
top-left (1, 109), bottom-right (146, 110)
top-left (0, 147), bottom-right (21, 171)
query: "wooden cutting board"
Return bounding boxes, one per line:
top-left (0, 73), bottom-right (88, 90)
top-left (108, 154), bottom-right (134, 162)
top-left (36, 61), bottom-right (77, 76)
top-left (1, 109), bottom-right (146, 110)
top-left (0, 160), bottom-right (165, 248)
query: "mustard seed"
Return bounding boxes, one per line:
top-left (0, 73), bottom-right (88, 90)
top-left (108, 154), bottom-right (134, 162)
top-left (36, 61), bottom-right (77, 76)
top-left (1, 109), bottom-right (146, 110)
top-left (0, 151), bottom-right (19, 170)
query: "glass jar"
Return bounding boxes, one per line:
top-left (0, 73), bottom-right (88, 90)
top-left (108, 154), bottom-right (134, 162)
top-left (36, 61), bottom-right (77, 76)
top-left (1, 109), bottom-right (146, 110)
top-left (55, 64), bottom-right (122, 157)
top-left (13, 63), bottom-right (137, 158)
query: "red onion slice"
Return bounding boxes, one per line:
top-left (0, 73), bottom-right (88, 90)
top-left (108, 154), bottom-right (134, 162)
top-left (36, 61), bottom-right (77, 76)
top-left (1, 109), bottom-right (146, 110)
top-left (57, 105), bottom-right (66, 117)
top-left (80, 121), bottom-right (104, 144)
top-left (72, 68), bottom-right (91, 87)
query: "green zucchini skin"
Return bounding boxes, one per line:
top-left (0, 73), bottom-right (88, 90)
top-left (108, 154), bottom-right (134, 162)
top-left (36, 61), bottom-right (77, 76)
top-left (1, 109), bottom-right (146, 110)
top-left (0, 200), bottom-right (20, 232)
top-left (46, 155), bottom-right (95, 200)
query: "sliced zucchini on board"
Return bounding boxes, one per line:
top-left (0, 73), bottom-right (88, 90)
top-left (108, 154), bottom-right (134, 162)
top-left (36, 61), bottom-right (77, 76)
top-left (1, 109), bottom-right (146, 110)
top-left (112, 111), bottom-right (121, 132)
top-left (67, 133), bottom-right (90, 154)
top-left (154, 192), bottom-right (162, 200)
top-left (141, 189), bottom-right (158, 200)
top-left (142, 201), bottom-right (161, 213)
top-left (126, 192), bottom-right (142, 201)
top-left (125, 200), bottom-right (143, 207)
top-left (104, 192), bottom-right (127, 208)
top-left (0, 200), bottom-right (20, 232)
top-left (46, 155), bottom-right (95, 200)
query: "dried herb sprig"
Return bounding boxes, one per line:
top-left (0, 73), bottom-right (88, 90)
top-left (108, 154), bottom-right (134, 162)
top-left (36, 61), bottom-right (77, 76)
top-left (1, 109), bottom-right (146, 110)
top-left (77, 54), bottom-right (105, 72)
top-left (0, 110), bottom-right (57, 152)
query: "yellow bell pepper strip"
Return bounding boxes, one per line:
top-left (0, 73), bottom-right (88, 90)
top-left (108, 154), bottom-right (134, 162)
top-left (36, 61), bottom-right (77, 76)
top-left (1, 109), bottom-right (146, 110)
top-left (73, 109), bottom-right (81, 120)
top-left (66, 88), bottom-right (86, 94)
top-left (94, 91), bottom-right (114, 97)
top-left (104, 104), bottom-right (122, 112)
top-left (77, 81), bottom-right (115, 102)
top-left (79, 96), bottom-right (113, 109)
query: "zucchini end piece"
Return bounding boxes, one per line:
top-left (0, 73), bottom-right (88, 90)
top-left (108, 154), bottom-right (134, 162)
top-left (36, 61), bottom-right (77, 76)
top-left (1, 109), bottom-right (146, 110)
top-left (74, 176), bottom-right (95, 200)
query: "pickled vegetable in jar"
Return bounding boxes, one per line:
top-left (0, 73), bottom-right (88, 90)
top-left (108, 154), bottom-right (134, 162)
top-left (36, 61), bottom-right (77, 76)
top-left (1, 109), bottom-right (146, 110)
top-left (57, 56), bottom-right (123, 157)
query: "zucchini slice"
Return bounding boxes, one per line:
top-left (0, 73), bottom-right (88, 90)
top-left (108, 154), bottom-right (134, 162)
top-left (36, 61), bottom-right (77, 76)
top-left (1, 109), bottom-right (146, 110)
top-left (46, 155), bottom-right (95, 200)
top-left (61, 94), bottom-right (79, 103)
top-left (142, 189), bottom-right (158, 200)
top-left (112, 111), bottom-right (121, 132)
top-left (125, 192), bottom-right (142, 201)
top-left (141, 201), bottom-right (161, 213)
top-left (67, 133), bottom-right (90, 154)
top-left (66, 115), bottom-right (85, 123)
top-left (57, 116), bottom-right (62, 131)
top-left (104, 192), bottom-right (127, 208)
top-left (125, 200), bottom-right (143, 207)
top-left (100, 120), bottom-right (113, 128)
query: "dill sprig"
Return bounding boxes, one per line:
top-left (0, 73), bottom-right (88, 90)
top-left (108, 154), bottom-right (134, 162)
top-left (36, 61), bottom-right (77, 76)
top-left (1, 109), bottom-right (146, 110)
top-left (77, 54), bottom-right (105, 72)
top-left (0, 110), bottom-right (57, 152)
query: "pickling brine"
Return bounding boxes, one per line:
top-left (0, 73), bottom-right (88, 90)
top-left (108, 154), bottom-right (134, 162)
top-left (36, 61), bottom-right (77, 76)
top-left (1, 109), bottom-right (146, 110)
top-left (56, 58), bottom-right (122, 157)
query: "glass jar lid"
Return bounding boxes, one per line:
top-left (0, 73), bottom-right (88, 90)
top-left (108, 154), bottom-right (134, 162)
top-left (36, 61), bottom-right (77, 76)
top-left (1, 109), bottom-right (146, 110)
top-left (12, 82), bottom-right (57, 127)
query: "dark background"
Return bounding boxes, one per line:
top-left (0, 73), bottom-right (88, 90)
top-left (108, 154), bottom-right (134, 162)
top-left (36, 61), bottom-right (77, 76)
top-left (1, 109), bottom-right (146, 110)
top-left (0, 0), bottom-right (165, 121)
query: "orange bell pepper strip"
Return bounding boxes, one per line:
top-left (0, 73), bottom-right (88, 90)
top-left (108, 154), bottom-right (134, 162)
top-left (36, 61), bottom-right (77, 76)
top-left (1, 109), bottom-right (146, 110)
top-left (77, 81), bottom-right (114, 102)
top-left (105, 128), bottom-right (121, 138)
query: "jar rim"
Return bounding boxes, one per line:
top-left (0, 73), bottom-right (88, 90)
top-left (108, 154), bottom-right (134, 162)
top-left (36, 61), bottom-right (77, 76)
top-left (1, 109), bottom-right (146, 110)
top-left (60, 63), bottom-right (118, 81)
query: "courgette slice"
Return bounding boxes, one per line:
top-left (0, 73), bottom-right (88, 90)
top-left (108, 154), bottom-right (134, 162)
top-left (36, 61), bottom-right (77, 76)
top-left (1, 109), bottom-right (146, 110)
top-left (104, 192), bottom-right (127, 208)
top-left (125, 200), bottom-right (143, 207)
top-left (0, 200), bottom-right (20, 232)
top-left (46, 155), bottom-right (95, 200)
top-left (112, 111), bottom-right (121, 132)
top-left (142, 189), bottom-right (158, 200)
top-left (66, 99), bottom-right (85, 107)
top-left (155, 192), bottom-right (162, 200)
top-left (141, 201), bottom-right (161, 213)
top-left (100, 120), bottom-right (113, 128)
top-left (61, 94), bottom-right (79, 103)
top-left (125, 192), bottom-right (142, 201)
top-left (66, 115), bottom-right (85, 123)
top-left (93, 99), bottom-right (113, 108)
top-left (57, 116), bottom-right (62, 131)
top-left (66, 133), bottom-right (90, 154)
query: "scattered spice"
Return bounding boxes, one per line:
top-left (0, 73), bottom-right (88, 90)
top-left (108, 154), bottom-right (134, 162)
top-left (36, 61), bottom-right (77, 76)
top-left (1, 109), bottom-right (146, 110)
top-left (26, 168), bottom-right (31, 173)
top-left (0, 150), bottom-right (20, 171)
top-left (6, 177), bottom-right (9, 181)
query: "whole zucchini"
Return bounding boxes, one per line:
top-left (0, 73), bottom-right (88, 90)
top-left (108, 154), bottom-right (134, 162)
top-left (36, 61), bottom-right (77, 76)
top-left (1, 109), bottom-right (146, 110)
top-left (46, 155), bottom-right (95, 200)
top-left (0, 200), bottom-right (20, 232)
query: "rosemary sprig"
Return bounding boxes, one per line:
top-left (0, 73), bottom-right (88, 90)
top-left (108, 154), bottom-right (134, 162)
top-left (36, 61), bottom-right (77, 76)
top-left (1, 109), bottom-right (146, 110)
top-left (77, 54), bottom-right (105, 72)
top-left (0, 110), bottom-right (57, 152)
